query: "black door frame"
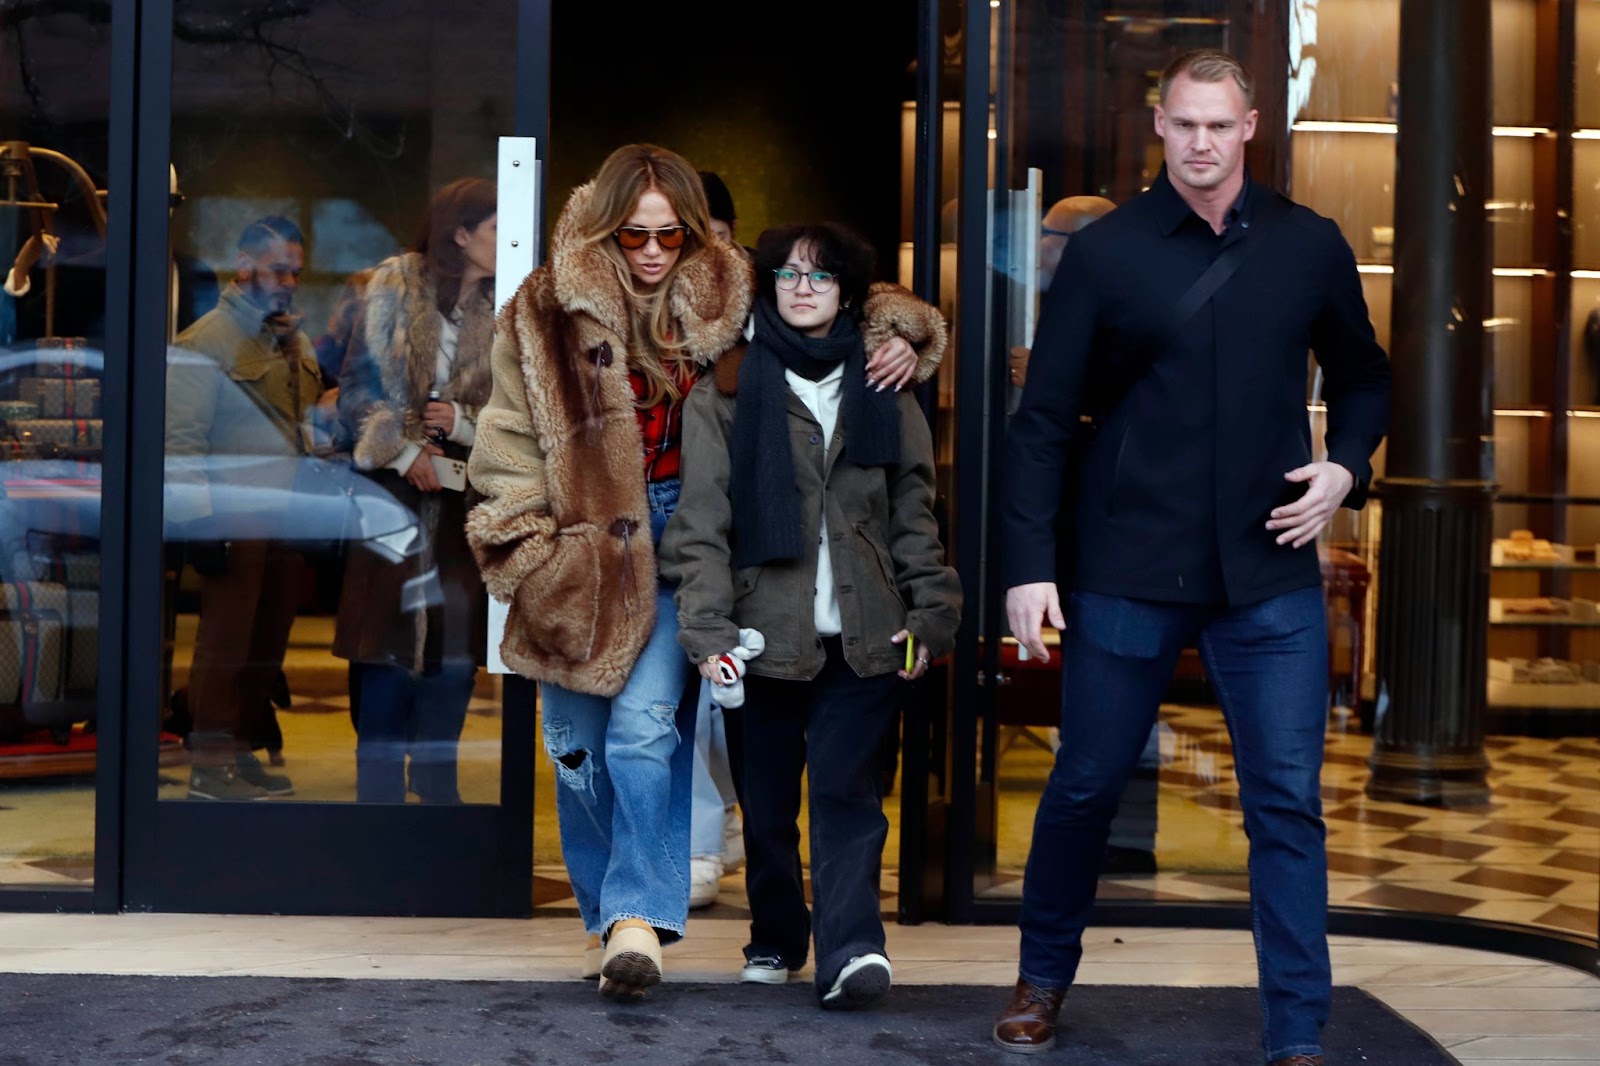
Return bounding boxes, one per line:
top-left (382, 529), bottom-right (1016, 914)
top-left (61, 0), bottom-right (552, 918)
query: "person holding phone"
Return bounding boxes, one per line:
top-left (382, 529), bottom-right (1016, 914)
top-left (334, 177), bottom-right (497, 805)
top-left (661, 221), bottom-right (961, 1011)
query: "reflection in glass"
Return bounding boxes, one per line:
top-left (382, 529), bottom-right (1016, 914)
top-left (0, 8), bottom-right (111, 890)
top-left (159, 0), bottom-right (512, 808)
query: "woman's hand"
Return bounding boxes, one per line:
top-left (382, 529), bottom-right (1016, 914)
top-left (422, 401), bottom-right (456, 438)
top-left (699, 656), bottom-right (729, 684)
top-left (405, 444), bottom-right (445, 492)
top-left (891, 629), bottom-right (929, 680)
top-left (865, 336), bottom-right (919, 392)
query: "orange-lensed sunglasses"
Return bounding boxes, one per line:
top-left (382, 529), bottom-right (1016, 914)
top-left (613, 225), bottom-right (689, 250)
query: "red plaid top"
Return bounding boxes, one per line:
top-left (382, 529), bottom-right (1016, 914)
top-left (630, 359), bottom-right (701, 483)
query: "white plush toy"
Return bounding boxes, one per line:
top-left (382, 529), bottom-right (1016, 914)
top-left (709, 628), bottom-right (766, 709)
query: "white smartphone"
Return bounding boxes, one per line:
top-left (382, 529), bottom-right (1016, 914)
top-left (431, 454), bottom-right (467, 492)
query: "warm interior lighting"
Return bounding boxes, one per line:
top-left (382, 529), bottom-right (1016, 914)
top-left (1292, 120), bottom-right (1398, 134)
top-left (1292, 122), bottom-right (1550, 137)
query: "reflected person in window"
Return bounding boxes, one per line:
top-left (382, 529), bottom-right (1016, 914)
top-left (993, 49), bottom-right (1391, 1065)
top-left (166, 216), bottom-right (323, 801)
top-left (335, 178), bottom-right (497, 806)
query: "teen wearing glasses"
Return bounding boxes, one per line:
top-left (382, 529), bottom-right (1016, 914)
top-left (662, 222), bottom-right (961, 1011)
top-left (466, 145), bottom-right (943, 1001)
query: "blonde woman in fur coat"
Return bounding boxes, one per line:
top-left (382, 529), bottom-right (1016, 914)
top-left (335, 178), bottom-right (497, 806)
top-left (466, 144), bottom-right (945, 1001)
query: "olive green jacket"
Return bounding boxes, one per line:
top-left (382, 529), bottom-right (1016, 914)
top-left (661, 348), bottom-right (962, 681)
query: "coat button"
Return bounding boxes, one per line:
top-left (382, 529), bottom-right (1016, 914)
top-left (809, 433), bottom-right (821, 444)
top-left (814, 638), bottom-right (823, 648)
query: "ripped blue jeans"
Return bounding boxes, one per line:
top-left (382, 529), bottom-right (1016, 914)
top-left (538, 479), bottom-right (695, 942)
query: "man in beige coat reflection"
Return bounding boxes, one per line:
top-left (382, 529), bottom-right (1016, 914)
top-left (166, 216), bottom-right (325, 800)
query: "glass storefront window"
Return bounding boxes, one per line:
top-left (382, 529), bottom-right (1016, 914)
top-left (0, 8), bottom-right (114, 891)
top-left (159, 2), bottom-right (514, 806)
top-left (974, 0), bottom-right (1597, 947)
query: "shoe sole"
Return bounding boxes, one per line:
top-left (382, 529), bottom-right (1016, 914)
top-left (599, 952), bottom-right (661, 1000)
top-left (992, 1030), bottom-right (1056, 1054)
top-left (821, 960), bottom-right (891, 1010)
top-left (187, 790), bottom-right (270, 801)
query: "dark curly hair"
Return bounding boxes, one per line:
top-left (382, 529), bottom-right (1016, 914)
top-left (753, 222), bottom-right (875, 324)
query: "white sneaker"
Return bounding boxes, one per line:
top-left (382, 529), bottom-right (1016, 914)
top-left (821, 953), bottom-right (892, 1010)
top-left (689, 856), bottom-right (723, 909)
top-left (722, 807), bottom-right (745, 872)
top-left (740, 954), bottom-right (799, 984)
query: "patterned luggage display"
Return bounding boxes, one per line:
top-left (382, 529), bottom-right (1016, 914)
top-left (0, 581), bottom-right (96, 742)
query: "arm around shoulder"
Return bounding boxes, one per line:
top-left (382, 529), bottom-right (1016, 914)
top-left (862, 282), bottom-right (948, 384)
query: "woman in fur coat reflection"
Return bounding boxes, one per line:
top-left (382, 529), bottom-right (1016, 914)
top-left (335, 177), bottom-right (496, 806)
top-left (466, 143), bottom-right (944, 1001)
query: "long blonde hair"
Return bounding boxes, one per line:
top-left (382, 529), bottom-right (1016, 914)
top-left (579, 144), bottom-right (713, 406)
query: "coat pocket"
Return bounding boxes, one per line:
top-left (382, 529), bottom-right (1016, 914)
top-left (510, 522), bottom-right (601, 664)
top-left (856, 525), bottom-right (908, 616)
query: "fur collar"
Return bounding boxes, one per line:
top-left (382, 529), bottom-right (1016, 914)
top-left (547, 183), bottom-right (753, 365)
top-left (350, 252), bottom-right (495, 470)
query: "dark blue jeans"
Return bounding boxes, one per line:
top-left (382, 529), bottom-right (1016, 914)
top-left (353, 661), bottom-right (475, 804)
top-left (741, 639), bottom-right (899, 995)
top-left (1019, 586), bottom-right (1330, 1063)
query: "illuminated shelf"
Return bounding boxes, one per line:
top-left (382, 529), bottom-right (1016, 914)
top-left (1293, 121), bottom-right (1553, 137)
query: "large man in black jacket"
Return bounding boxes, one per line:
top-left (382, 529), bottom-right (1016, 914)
top-left (991, 50), bottom-right (1390, 1066)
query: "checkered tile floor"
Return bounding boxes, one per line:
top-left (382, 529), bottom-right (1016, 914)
top-left (980, 705), bottom-right (1600, 940)
top-left (4, 669), bottom-right (1596, 944)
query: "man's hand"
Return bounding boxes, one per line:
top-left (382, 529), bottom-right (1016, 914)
top-left (1006, 582), bottom-right (1064, 663)
top-left (1268, 461), bottom-right (1356, 548)
top-left (865, 336), bottom-right (918, 391)
top-left (405, 444), bottom-right (445, 492)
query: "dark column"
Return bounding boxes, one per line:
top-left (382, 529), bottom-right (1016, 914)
top-left (1368, 0), bottom-right (1493, 805)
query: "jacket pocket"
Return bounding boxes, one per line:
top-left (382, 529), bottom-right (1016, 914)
top-left (732, 566), bottom-right (761, 602)
top-left (510, 522), bottom-right (600, 664)
top-left (227, 352), bottom-right (277, 384)
top-left (856, 525), bottom-right (907, 613)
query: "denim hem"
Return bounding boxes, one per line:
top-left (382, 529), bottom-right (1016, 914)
top-left (1016, 967), bottom-right (1071, 992)
top-left (604, 912), bottom-right (686, 945)
top-left (1264, 1042), bottom-right (1323, 1062)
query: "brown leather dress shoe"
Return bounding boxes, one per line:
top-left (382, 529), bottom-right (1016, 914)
top-left (992, 977), bottom-right (1067, 1053)
top-left (1270, 1056), bottom-right (1323, 1065)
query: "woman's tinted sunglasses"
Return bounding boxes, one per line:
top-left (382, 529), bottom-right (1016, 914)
top-left (613, 225), bottom-right (689, 250)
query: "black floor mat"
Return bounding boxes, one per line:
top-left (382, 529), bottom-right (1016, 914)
top-left (0, 975), bottom-right (1457, 1065)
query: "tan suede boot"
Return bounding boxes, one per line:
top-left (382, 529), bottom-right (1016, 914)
top-left (581, 933), bottom-right (603, 980)
top-left (599, 919), bottom-right (662, 1000)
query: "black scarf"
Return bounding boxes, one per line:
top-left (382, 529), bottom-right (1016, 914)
top-left (730, 298), bottom-right (900, 568)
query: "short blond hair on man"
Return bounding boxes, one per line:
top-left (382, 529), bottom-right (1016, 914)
top-left (1159, 48), bottom-right (1255, 107)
